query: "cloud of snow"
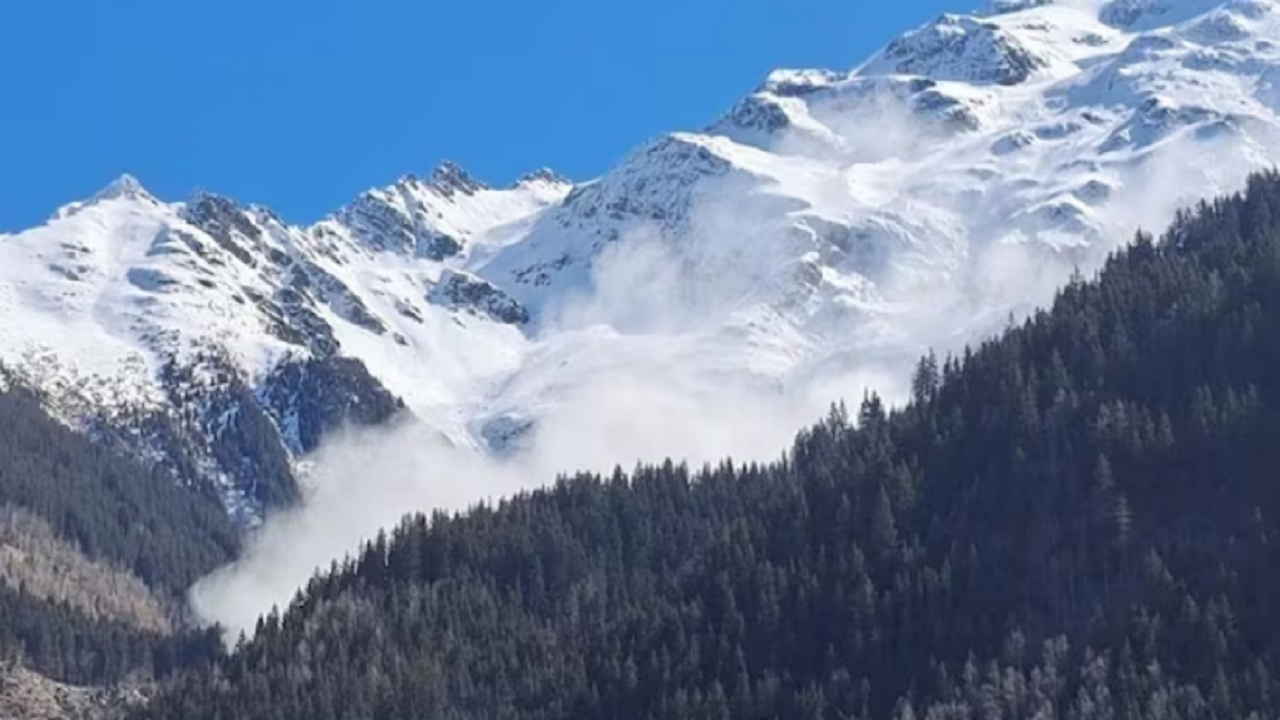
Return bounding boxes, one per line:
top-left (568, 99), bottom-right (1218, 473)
top-left (189, 85), bottom-right (1274, 641)
top-left (189, 169), bottom-right (918, 640)
top-left (189, 423), bottom-right (514, 638)
top-left (190, 348), bottom-right (906, 640)
top-left (1103, 131), bottom-right (1265, 244)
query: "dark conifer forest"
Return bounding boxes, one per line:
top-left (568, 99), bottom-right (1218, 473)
top-left (0, 386), bottom-right (234, 685)
top-left (132, 172), bottom-right (1280, 719)
top-left (0, 389), bottom-right (239, 590)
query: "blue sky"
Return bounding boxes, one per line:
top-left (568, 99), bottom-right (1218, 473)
top-left (0, 0), bottom-right (963, 231)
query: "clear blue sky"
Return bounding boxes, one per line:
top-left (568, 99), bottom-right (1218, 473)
top-left (0, 0), bottom-right (963, 231)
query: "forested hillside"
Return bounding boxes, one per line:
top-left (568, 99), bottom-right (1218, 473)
top-left (0, 385), bottom-right (234, 686)
top-left (143, 171), bottom-right (1280, 719)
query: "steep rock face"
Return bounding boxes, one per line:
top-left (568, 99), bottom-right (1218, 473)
top-left (337, 183), bottom-right (466, 261)
top-left (77, 351), bottom-right (405, 524)
top-left (1100, 0), bottom-right (1229, 29)
top-left (258, 357), bottom-right (407, 456)
top-left (181, 192), bottom-right (272, 269)
top-left (159, 352), bottom-right (300, 510)
top-left (332, 161), bottom-right (570, 262)
top-left (288, 261), bottom-right (388, 337)
top-left (864, 13), bottom-right (1050, 85)
top-left (428, 270), bottom-right (529, 326)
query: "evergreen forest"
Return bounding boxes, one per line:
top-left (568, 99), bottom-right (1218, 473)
top-left (133, 172), bottom-right (1280, 719)
top-left (0, 386), bottom-right (233, 686)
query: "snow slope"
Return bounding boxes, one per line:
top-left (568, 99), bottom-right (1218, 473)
top-left (4, 0), bottom-right (1280, 520)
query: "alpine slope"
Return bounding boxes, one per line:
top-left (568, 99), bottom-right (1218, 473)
top-left (3, 0), bottom-right (1279, 522)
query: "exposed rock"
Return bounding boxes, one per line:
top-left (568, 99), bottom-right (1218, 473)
top-left (338, 187), bottom-right (466, 261)
top-left (181, 192), bottom-right (263, 268)
top-left (290, 262), bottom-right (388, 336)
top-left (873, 14), bottom-right (1049, 86)
top-left (516, 168), bottom-right (571, 187)
top-left (428, 270), bottom-right (530, 325)
top-left (427, 160), bottom-right (487, 197)
top-left (0, 664), bottom-right (149, 720)
top-left (258, 356), bottom-right (407, 455)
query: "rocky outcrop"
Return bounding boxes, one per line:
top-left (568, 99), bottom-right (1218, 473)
top-left (870, 14), bottom-right (1049, 86)
top-left (0, 665), bottom-right (148, 720)
top-left (258, 356), bottom-right (407, 455)
top-left (428, 270), bottom-right (530, 325)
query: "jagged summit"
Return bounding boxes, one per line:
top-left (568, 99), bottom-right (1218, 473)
top-left (92, 173), bottom-right (153, 203)
top-left (516, 168), bottom-right (571, 187)
top-left (50, 173), bottom-right (159, 221)
top-left (331, 159), bottom-right (571, 263)
top-left (182, 186), bottom-right (250, 215)
top-left (427, 160), bottom-right (487, 196)
top-left (860, 13), bottom-right (1052, 85)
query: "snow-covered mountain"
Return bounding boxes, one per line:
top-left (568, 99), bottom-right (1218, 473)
top-left (4, 0), bottom-right (1280, 523)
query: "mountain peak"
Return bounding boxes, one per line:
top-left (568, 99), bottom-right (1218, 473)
top-left (862, 11), bottom-right (1051, 86)
top-left (516, 168), bottom-right (571, 187)
top-left (92, 173), bottom-right (156, 204)
top-left (51, 173), bottom-right (159, 221)
top-left (186, 186), bottom-right (231, 206)
top-left (428, 161), bottom-right (487, 196)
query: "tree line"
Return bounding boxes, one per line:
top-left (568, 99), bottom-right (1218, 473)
top-left (124, 169), bottom-right (1280, 719)
top-left (0, 384), bottom-right (235, 686)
